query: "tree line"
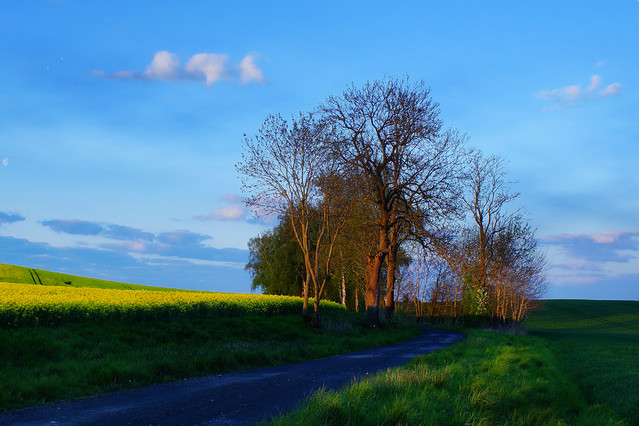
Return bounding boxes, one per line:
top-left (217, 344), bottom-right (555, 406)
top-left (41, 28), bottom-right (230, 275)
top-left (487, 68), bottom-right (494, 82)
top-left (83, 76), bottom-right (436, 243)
top-left (237, 76), bottom-right (548, 328)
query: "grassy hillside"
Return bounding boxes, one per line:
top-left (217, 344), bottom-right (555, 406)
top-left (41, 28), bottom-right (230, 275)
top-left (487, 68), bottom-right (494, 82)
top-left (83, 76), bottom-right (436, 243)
top-left (525, 299), bottom-right (639, 424)
top-left (0, 263), bottom-right (177, 291)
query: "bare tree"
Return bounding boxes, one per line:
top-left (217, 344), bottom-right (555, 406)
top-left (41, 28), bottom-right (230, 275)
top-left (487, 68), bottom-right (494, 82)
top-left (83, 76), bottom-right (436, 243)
top-left (237, 113), bottom-right (350, 326)
top-left (453, 150), bottom-right (548, 323)
top-left (461, 151), bottom-right (519, 297)
top-left (320, 77), bottom-right (464, 327)
top-left (490, 218), bottom-right (548, 323)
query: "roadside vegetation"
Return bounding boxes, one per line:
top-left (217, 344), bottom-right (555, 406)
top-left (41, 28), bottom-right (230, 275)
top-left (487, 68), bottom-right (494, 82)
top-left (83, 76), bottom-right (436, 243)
top-left (270, 299), bottom-right (637, 425)
top-left (269, 329), bottom-right (619, 425)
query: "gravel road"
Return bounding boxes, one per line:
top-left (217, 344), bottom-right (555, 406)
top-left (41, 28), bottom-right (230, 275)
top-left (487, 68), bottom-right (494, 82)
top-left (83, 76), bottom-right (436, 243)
top-left (0, 328), bottom-right (465, 425)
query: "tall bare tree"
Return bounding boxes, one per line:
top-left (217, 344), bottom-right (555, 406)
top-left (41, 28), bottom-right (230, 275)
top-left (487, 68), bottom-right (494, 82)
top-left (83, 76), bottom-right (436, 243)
top-left (237, 113), bottom-right (350, 326)
top-left (320, 77), bottom-right (464, 327)
top-left (461, 151), bottom-right (519, 296)
top-left (453, 150), bottom-right (548, 323)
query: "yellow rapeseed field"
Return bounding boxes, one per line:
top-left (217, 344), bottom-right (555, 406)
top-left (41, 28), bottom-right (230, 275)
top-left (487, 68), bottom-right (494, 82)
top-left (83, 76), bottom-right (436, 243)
top-left (0, 282), bottom-right (340, 327)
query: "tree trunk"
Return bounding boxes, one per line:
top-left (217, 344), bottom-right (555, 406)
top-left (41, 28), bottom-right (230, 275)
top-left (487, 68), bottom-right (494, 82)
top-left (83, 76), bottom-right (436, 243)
top-left (312, 297), bottom-right (321, 327)
top-left (365, 251), bottom-right (385, 327)
top-left (302, 270), bottom-right (310, 322)
top-left (340, 266), bottom-right (347, 307)
top-left (384, 243), bottom-right (398, 319)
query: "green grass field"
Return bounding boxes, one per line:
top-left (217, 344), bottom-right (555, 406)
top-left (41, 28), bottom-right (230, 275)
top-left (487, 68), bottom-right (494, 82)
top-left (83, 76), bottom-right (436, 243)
top-left (0, 263), bottom-right (176, 291)
top-left (526, 300), bottom-right (639, 424)
top-left (272, 300), bottom-right (638, 425)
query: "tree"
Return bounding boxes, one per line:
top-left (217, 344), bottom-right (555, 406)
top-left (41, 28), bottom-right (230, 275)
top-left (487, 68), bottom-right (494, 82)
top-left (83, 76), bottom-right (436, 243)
top-left (320, 77), bottom-right (464, 327)
top-left (245, 216), bottom-right (305, 296)
top-left (460, 151), bottom-right (519, 298)
top-left (489, 217), bottom-right (548, 323)
top-left (237, 113), bottom-right (351, 326)
top-left (449, 150), bottom-right (548, 324)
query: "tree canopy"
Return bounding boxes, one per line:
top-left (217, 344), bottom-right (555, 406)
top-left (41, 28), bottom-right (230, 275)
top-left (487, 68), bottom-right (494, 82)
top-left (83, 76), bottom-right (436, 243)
top-left (238, 76), bottom-right (548, 327)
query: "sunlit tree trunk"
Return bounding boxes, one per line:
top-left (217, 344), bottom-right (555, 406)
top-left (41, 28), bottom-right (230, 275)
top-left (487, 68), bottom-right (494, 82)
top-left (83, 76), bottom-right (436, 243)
top-left (384, 241), bottom-right (398, 319)
top-left (365, 253), bottom-right (385, 327)
top-left (340, 268), bottom-right (347, 307)
top-left (302, 269), bottom-right (310, 321)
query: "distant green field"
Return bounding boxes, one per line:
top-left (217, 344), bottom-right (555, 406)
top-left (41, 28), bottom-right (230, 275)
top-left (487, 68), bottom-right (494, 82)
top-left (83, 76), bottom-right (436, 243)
top-left (526, 299), bottom-right (639, 424)
top-left (525, 299), bottom-right (639, 338)
top-left (0, 263), bottom-right (177, 291)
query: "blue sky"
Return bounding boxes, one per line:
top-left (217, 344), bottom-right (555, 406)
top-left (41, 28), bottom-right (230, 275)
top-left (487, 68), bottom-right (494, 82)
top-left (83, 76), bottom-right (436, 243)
top-left (1, 1), bottom-right (637, 299)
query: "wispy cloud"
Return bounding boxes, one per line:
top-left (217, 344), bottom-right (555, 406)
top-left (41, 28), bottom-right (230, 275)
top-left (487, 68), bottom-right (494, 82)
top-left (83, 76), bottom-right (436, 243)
top-left (541, 230), bottom-right (639, 298)
top-left (599, 82), bottom-right (622, 98)
top-left (0, 211), bottom-right (26, 225)
top-left (195, 194), bottom-right (251, 222)
top-left (239, 54), bottom-right (266, 84)
top-left (94, 50), bottom-right (267, 87)
top-left (542, 230), bottom-right (639, 263)
top-left (42, 219), bottom-right (103, 235)
top-left (41, 219), bottom-right (154, 241)
top-left (39, 218), bottom-right (248, 265)
top-left (535, 74), bottom-right (622, 110)
top-left (586, 75), bottom-right (601, 93)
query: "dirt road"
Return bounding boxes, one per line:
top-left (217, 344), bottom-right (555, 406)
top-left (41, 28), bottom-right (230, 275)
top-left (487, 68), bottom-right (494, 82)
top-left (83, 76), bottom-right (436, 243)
top-left (0, 328), bottom-right (465, 425)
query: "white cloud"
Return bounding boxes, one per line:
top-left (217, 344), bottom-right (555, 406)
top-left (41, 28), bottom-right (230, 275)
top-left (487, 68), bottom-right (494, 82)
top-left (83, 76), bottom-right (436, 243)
top-left (535, 75), bottom-right (622, 110)
top-left (212, 206), bottom-right (247, 221)
top-left (599, 83), bottom-right (622, 97)
top-left (586, 75), bottom-right (601, 93)
top-left (223, 194), bottom-right (243, 203)
top-left (144, 50), bottom-right (180, 80)
top-left (535, 84), bottom-right (581, 109)
top-left (112, 70), bottom-right (135, 79)
top-left (94, 50), bottom-right (266, 88)
top-left (590, 230), bottom-right (629, 244)
top-left (541, 230), bottom-right (639, 298)
top-left (239, 54), bottom-right (266, 84)
top-left (2, 157), bottom-right (8, 166)
top-left (196, 205), bottom-right (248, 221)
top-left (184, 53), bottom-right (229, 85)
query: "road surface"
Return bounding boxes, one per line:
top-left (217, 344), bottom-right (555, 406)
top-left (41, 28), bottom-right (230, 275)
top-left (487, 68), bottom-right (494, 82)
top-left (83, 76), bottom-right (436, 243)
top-left (0, 328), bottom-right (465, 425)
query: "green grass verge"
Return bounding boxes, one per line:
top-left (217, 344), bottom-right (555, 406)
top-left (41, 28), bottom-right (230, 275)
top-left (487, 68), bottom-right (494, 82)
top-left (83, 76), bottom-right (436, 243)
top-left (269, 329), bottom-right (621, 425)
top-left (526, 300), bottom-right (639, 424)
top-left (0, 310), bottom-right (420, 411)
